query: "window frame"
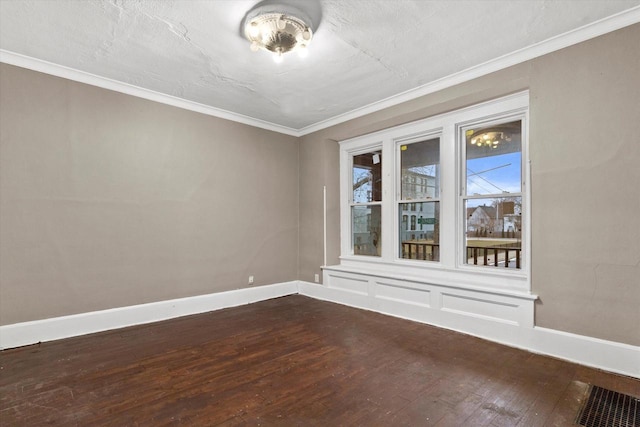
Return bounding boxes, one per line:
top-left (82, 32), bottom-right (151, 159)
top-left (342, 143), bottom-right (384, 257)
top-left (338, 92), bottom-right (530, 294)
top-left (457, 113), bottom-right (527, 272)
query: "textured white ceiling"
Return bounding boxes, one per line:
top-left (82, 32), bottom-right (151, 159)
top-left (1, 0), bottom-right (639, 132)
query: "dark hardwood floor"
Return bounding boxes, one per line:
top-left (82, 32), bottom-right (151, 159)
top-left (1, 295), bottom-right (638, 426)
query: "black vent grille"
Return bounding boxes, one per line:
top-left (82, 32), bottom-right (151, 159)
top-left (576, 385), bottom-right (639, 427)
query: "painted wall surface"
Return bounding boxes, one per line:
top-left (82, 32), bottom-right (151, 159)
top-left (0, 64), bottom-right (299, 325)
top-left (299, 24), bottom-right (640, 346)
top-left (2, 24), bottom-right (638, 347)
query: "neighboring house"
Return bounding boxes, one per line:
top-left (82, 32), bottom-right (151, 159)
top-left (467, 205), bottom-right (499, 236)
top-left (467, 201), bottom-right (520, 237)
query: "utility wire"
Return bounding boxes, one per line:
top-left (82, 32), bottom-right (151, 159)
top-left (467, 165), bottom-right (509, 193)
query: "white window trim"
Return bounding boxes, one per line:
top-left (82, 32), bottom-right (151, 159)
top-left (338, 92), bottom-right (531, 295)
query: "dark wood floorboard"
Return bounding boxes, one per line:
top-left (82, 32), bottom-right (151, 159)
top-left (1, 295), bottom-right (638, 426)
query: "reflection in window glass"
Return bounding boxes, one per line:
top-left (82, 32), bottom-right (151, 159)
top-left (398, 138), bottom-right (440, 262)
top-left (352, 150), bottom-right (382, 256)
top-left (353, 152), bottom-right (382, 203)
top-left (465, 121), bottom-right (521, 196)
top-left (399, 202), bottom-right (440, 261)
top-left (352, 205), bottom-right (381, 256)
top-left (401, 138), bottom-right (439, 200)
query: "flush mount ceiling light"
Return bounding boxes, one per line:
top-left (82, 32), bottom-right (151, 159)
top-left (244, 4), bottom-right (313, 63)
top-left (469, 131), bottom-right (512, 149)
top-left (466, 123), bottom-right (519, 149)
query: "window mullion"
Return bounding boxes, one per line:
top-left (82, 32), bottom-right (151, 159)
top-left (381, 138), bottom-right (395, 260)
top-left (439, 123), bottom-right (457, 268)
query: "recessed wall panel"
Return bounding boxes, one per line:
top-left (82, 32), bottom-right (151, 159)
top-left (441, 293), bottom-right (520, 325)
top-left (375, 281), bottom-right (431, 307)
top-left (327, 274), bottom-right (369, 295)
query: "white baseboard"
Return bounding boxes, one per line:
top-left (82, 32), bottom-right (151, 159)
top-left (298, 281), bottom-right (640, 379)
top-left (528, 327), bottom-right (640, 378)
top-left (0, 282), bottom-right (298, 350)
top-left (3, 279), bottom-right (637, 378)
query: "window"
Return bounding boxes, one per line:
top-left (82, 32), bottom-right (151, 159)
top-left (399, 137), bottom-right (440, 261)
top-left (339, 92), bottom-right (529, 292)
top-left (463, 119), bottom-right (523, 269)
top-left (351, 150), bottom-right (382, 256)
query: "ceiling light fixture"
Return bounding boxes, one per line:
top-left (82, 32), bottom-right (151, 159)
top-left (470, 131), bottom-right (511, 149)
top-left (244, 4), bottom-right (313, 63)
top-left (466, 123), bottom-right (518, 150)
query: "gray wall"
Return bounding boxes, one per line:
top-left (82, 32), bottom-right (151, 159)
top-left (299, 24), bottom-right (640, 346)
top-left (0, 64), bottom-right (299, 325)
top-left (1, 24), bottom-right (638, 347)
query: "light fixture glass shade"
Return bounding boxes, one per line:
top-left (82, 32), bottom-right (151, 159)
top-left (467, 123), bottom-right (519, 150)
top-left (244, 5), bottom-right (313, 61)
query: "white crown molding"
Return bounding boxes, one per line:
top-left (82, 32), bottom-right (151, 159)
top-left (1, 6), bottom-right (639, 137)
top-left (0, 49), bottom-right (301, 137)
top-left (297, 5), bottom-right (640, 136)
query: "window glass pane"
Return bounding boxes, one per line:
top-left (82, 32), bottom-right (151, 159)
top-left (465, 121), bottom-right (521, 196)
top-left (465, 197), bottom-right (522, 269)
top-left (401, 138), bottom-right (439, 200)
top-left (352, 205), bottom-right (381, 256)
top-left (353, 151), bottom-right (382, 203)
top-left (399, 202), bottom-right (440, 261)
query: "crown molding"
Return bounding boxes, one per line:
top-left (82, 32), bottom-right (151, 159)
top-left (297, 5), bottom-right (640, 136)
top-left (0, 49), bottom-right (301, 137)
top-left (1, 6), bottom-right (638, 138)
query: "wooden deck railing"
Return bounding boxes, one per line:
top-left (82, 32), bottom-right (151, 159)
top-left (466, 246), bottom-right (521, 269)
top-left (400, 242), bottom-right (521, 268)
top-left (401, 242), bottom-right (440, 261)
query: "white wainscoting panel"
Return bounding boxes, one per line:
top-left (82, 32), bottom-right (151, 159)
top-left (328, 273), bottom-right (369, 295)
top-left (299, 268), bottom-right (639, 378)
top-left (440, 292), bottom-right (520, 326)
top-left (318, 267), bottom-right (536, 348)
top-left (376, 280), bottom-right (431, 308)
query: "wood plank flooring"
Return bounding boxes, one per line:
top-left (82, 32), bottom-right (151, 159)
top-left (1, 295), bottom-right (638, 426)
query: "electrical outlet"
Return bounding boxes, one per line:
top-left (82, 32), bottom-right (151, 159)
top-left (314, 273), bottom-right (319, 283)
top-left (248, 275), bottom-right (254, 285)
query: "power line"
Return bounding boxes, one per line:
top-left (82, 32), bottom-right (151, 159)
top-left (467, 165), bottom-right (509, 193)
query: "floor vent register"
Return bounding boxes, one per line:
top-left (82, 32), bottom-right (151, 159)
top-left (576, 385), bottom-right (639, 427)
